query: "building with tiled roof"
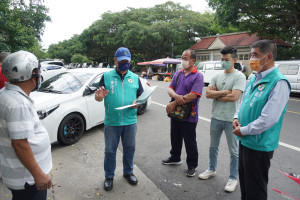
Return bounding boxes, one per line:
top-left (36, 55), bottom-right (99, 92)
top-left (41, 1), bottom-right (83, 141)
top-left (189, 32), bottom-right (290, 75)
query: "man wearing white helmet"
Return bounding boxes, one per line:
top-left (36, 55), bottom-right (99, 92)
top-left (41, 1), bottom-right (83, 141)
top-left (0, 51), bottom-right (52, 200)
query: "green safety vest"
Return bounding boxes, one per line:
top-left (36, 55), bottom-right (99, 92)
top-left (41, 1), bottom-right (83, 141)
top-left (104, 69), bottom-right (139, 126)
top-left (238, 67), bottom-right (290, 152)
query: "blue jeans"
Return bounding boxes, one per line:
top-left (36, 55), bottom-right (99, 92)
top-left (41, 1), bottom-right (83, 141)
top-left (209, 118), bottom-right (238, 180)
top-left (104, 124), bottom-right (137, 178)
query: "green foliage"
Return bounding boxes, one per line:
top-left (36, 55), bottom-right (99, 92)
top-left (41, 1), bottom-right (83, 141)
top-left (71, 54), bottom-right (90, 63)
top-left (0, 0), bottom-right (50, 52)
top-left (48, 1), bottom-right (218, 64)
top-left (48, 35), bottom-right (85, 63)
top-left (207, 0), bottom-right (300, 43)
top-left (28, 39), bottom-right (49, 59)
top-left (277, 45), bottom-right (300, 60)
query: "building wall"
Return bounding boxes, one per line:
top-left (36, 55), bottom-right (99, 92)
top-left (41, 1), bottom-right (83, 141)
top-left (195, 46), bottom-right (252, 76)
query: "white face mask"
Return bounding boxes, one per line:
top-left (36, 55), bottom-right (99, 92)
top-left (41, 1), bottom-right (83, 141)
top-left (181, 60), bottom-right (190, 69)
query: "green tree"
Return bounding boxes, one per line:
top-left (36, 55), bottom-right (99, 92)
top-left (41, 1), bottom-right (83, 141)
top-left (29, 39), bottom-right (49, 59)
top-left (71, 54), bottom-right (90, 63)
top-left (48, 35), bottom-right (85, 63)
top-left (0, 0), bottom-right (50, 52)
top-left (48, 1), bottom-right (225, 64)
top-left (77, 1), bottom-right (218, 64)
top-left (207, 0), bottom-right (300, 43)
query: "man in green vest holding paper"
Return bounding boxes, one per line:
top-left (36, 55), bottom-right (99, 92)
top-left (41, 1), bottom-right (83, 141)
top-left (95, 47), bottom-right (144, 191)
top-left (233, 40), bottom-right (291, 200)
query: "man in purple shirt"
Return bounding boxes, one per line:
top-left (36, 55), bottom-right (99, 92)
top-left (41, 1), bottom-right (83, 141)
top-left (163, 49), bottom-right (204, 177)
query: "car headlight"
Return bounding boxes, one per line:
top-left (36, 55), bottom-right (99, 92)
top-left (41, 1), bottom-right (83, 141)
top-left (37, 105), bottom-right (60, 119)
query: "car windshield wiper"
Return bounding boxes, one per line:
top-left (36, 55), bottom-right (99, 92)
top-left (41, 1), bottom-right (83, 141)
top-left (39, 88), bottom-right (62, 94)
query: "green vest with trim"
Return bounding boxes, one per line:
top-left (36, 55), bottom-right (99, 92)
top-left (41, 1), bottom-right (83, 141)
top-left (238, 67), bottom-right (290, 152)
top-left (104, 69), bottom-right (139, 126)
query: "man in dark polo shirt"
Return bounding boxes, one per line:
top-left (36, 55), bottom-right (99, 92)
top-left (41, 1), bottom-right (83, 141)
top-left (163, 49), bottom-right (204, 177)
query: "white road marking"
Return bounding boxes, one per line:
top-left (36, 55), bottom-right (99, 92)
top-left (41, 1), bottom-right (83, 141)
top-left (152, 101), bottom-right (300, 152)
top-left (279, 142), bottom-right (300, 152)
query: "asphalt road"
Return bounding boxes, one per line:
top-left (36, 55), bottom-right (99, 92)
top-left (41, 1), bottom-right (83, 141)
top-left (1, 79), bottom-right (299, 200)
top-left (132, 79), bottom-right (300, 200)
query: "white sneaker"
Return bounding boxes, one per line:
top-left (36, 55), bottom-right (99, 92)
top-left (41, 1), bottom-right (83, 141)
top-left (198, 169), bottom-right (216, 180)
top-left (224, 179), bottom-right (238, 192)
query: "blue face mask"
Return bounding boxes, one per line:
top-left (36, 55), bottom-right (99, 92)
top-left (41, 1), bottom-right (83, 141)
top-left (118, 63), bottom-right (130, 72)
top-left (37, 79), bottom-right (42, 90)
top-left (33, 76), bottom-right (42, 91)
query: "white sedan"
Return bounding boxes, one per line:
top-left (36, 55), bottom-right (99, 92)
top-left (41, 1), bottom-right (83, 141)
top-left (40, 64), bottom-right (67, 81)
top-left (30, 68), bottom-right (151, 145)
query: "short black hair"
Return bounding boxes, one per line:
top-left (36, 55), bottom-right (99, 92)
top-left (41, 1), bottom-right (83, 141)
top-left (251, 40), bottom-right (277, 60)
top-left (220, 46), bottom-right (237, 59)
top-left (0, 52), bottom-right (10, 62)
top-left (184, 49), bottom-right (196, 60)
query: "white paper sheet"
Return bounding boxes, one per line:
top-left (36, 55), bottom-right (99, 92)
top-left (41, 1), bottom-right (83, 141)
top-left (115, 86), bottom-right (157, 110)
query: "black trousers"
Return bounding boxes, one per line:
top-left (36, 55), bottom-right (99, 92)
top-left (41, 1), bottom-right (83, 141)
top-left (239, 142), bottom-right (274, 200)
top-left (9, 183), bottom-right (47, 200)
top-left (170, 118), bottom-right (198, 169)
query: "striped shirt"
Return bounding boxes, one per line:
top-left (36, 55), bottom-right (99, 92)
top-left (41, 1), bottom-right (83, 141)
top-left (0, 83), bottom-right (52, 190)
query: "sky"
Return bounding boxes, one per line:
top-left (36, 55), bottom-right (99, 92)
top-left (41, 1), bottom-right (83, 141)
top-left (41, 0), bottom-right (212, 49)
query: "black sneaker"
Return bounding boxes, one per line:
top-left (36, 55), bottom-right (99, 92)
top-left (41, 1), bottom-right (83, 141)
top-left (162, 157), bottom-right (182, 165)
top-left (186, 168), bottom-right (196, 177)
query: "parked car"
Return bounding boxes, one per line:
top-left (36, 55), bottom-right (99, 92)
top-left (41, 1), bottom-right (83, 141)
top-left (197, 61), bottom-right (222, 85)
top-left (40, 65), bottom-right (67, 81)
top-left (30, 68), bottom-right (152, 145)
top-left (67, 63), bottom-right (78, 69)
top-left (41, 60), bottom-right (64, 67)
top-left (276, 61), bottom-right (300, 93)
top-left (247, 60), bottom-right (300, 93)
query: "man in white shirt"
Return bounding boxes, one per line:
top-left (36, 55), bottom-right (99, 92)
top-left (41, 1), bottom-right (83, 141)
top-left (0, 51), bottom-right (52, 200)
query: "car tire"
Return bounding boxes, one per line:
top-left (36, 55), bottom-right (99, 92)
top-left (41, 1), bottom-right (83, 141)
top-left (57, 113), bottom-right (85, 145)
top-left (137, 101), bottom-right (147, 115)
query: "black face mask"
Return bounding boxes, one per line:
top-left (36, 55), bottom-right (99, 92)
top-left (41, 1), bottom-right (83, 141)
top-left (118, 63), bottom-right (130, 71)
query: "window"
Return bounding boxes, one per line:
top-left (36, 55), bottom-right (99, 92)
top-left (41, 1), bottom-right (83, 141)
top-left (244, 54), bottom-right (249, 60)
top-left (288, 65), bottom-right (299, 75)
top-left (90, 74), bottom-right (103, 88)
top-left (205, 63), bottom-right (214, 70)
top-left (200, 55), bottom-right (210, 61)
top-left (197, 63), bottom-right (204, 70)
top-left (39, 72), bottom-right (93, 94)
top-left (238, 54), bottom-right (244, 60)
top-left (278, 64), bottom-right (289, 75)
top-left (215, 63), bottom-right (222, 70)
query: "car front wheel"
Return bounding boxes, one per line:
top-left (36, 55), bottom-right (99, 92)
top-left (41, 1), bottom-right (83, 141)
top-left (57, 113), bottom-right (85, 145)
top-left (137, 101), bottom-right (147, 115)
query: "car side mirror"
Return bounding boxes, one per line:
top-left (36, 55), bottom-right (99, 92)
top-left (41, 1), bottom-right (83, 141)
top-left (83, 86), bottom-right (98, 96)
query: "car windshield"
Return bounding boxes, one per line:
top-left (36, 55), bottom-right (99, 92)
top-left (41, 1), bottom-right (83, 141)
top-left (38, 72), bottom-right (93, 94)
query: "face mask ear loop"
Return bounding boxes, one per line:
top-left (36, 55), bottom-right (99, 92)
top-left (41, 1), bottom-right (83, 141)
top-left (257, 54), bottom-right (269, 72)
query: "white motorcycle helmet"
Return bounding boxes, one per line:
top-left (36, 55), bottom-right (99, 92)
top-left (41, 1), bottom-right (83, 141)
top-left (2, 50), bottom-right (39, 82)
